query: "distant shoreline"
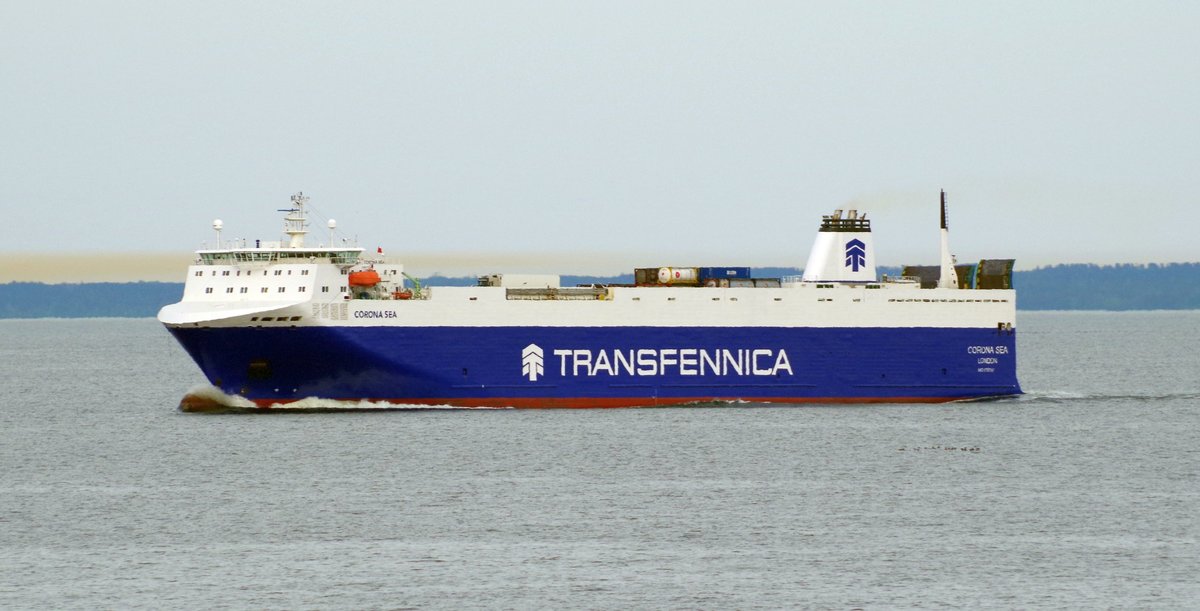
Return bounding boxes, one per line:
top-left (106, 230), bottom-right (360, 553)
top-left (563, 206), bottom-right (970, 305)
top-left (3, 263), bottom-right (1199, 317)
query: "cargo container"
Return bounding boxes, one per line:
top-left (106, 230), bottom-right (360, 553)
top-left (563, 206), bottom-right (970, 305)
top-left (657, 267), bottom-right (700, 285)
top-left (698, 267), bottom-right (751, 281)
top-left (634, 268), bottom-right (660, 286)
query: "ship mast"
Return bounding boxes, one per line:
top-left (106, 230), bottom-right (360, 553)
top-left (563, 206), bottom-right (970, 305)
top-left (280, 192), bottom-right (309, 248)
top-left (937, 189), bottom-right (959, 288)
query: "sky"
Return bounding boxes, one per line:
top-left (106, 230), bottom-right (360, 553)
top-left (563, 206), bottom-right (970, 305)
top-left (2, 1), bottom-right (1197, 280)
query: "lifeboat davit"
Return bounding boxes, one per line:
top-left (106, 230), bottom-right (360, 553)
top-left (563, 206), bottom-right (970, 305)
top-left (348, 270), bottom-right (381, 287)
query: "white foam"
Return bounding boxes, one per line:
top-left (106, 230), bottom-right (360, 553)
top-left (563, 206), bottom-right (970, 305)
top-left (1019, 389), bottom-right (1088, 402)
top-left (263, 396), bottom-right (503, 410)
top-left (181, 385), bottom-right (499, 410)
top-left (183, 384), bottom-right (257, 408)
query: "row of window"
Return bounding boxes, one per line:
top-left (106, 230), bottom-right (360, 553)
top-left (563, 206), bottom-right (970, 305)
top-left (195, 269), bottom-right (313, 277)
top-left (812, 284), bottom-right (884, 289)
top-left (202, 286), bottom-right (347, 295)
top-left (887, 298), bottom-right (1009, 303)
top-left (195, 268), bottom-right (402, 278)
top-left (199, 250), bottom-right (361, 265)
top-left (626, 296), bottom-right (786, 302)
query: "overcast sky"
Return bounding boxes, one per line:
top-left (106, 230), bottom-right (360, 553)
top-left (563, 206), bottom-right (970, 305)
top-left (2, 1), bottom-right (1197, 277)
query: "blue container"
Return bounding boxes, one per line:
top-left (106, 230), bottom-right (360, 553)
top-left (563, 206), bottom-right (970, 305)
top-left (698, 267), bottom-right (751, 281)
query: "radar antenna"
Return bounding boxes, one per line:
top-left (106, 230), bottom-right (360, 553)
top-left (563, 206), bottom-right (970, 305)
top-left (280, 192), bottom-right (309, 248)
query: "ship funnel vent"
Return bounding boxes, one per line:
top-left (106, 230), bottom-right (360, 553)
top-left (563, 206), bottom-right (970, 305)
top-left (802, 208), bottom-right (877, 282)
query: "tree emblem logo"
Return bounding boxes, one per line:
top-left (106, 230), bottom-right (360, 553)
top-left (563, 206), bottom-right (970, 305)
top-left (845, 239), bottom-right (867, 272)
top-left (522, 344), bottom-right (544, 382)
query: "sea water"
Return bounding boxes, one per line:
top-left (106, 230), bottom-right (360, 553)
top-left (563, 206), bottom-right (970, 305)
top-left (0, 312), bottom-right (1197, 609)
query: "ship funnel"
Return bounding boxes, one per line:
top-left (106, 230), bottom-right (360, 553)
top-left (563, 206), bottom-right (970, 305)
top-left (937, 190), bottom-right (958, 288)
top-left (801, 208), bottom-right (877, 282)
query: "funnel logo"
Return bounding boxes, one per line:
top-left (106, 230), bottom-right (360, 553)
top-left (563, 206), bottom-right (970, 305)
top-left (845, 239), bottom-right (866, 272)
top-left (522, 343), bottom-right (544, 381)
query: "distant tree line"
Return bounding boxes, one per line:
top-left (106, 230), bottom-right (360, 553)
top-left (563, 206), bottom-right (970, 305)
top-left (1, 263), bottom-right (1198, 318)
top-left (1014, 262), bottom-right (1200, 310)
top-left (0, 282), bottom-right (183, 318)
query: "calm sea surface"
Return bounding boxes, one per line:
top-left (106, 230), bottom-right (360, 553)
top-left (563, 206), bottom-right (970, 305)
top-left (1, 312), bottom-right (1197, 609)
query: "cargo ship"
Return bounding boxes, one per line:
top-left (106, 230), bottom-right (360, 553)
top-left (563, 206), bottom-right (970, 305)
top-left (159, 191), bottom-right (1020, 409)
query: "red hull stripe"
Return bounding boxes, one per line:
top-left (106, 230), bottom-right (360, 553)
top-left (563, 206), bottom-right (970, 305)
top-left (241, 396), bottom-right (972, 409)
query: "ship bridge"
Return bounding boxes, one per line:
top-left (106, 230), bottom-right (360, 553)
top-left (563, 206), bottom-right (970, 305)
top-left (197, 248), bottom-right (363, 266)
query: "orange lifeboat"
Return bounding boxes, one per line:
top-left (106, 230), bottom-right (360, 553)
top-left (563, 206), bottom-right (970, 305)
top-left (348, 270), bottom-right (381, 287)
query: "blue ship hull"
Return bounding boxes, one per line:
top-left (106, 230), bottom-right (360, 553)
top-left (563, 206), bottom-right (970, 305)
top-left (168, 325), bottom-right (1021, 408)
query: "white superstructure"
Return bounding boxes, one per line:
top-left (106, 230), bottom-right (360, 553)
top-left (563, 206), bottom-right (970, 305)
top-left (160, 192), bottom-right (1016, 332)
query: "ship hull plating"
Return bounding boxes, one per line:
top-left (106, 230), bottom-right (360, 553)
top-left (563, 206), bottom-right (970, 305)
top-left (167, 325), bottom-right (1021, 408)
